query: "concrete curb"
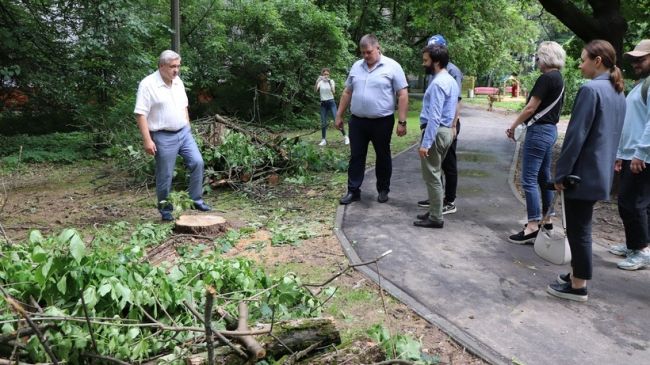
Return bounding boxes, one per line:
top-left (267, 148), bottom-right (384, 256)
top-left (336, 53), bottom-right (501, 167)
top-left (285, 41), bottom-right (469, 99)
top-left (334, 153), bottom-right (510, 365)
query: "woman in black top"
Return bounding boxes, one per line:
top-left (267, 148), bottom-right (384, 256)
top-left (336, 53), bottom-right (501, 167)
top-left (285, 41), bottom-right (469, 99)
top-left (506, 41), bottom-right (566, 244)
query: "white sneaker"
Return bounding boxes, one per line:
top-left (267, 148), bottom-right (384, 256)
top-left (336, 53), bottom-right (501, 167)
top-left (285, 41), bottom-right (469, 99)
top-left (318, 139), bottom-right (327, 146)
top-left (617, 250), bottom-right (650, 271)
top-left (344, 135), bottom-right (350, 145)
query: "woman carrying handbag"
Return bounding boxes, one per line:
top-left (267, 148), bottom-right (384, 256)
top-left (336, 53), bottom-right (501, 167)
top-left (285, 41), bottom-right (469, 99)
top-left (546, 40), bottom-right (626, 302)
top-left (506, 41), bottom-right (566, 244)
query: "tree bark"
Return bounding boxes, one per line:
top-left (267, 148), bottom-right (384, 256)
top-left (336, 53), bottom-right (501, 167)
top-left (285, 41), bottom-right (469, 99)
top-left (538, 0), bottom-right (627, 63)
top-left (164, 317), bottom-right (341, 365)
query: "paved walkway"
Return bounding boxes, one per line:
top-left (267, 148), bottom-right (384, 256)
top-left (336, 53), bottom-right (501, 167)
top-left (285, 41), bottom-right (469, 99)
top-left (335, 105), bottom-right (650, 365)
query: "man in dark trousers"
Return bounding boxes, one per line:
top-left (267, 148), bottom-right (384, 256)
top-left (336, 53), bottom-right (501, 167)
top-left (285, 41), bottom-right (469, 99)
top-left (611, 39), bottom-right (650, 270)
top-left (418, 34), bottom-right (463, 215)
top-left (336, 34), bottom-right (409, 204)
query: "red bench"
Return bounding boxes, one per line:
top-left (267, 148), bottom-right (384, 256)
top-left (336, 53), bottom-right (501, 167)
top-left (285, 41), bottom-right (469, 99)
top-left (473, 87), bottom-right (499, 95)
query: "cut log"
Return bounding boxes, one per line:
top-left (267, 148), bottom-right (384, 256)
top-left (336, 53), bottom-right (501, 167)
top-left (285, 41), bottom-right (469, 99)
top-left (173, 215), bottom-right (228, 235)
top-left (165, 317), bottom-right (341, 365)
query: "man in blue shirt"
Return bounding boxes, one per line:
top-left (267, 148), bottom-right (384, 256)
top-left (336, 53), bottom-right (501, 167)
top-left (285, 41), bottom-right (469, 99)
top-left (335, 34), bottom-right (409, 204)
top-left (418, 34), bottom-right (463, 215)
top-left (414, 44), bottom-right (459, 228)
top-left (611, 39), bottom-right (650, 270)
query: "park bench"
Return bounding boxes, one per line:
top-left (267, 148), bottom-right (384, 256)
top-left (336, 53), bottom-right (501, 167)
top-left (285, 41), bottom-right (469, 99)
top-left (473, 86), bottom-right (500, 96)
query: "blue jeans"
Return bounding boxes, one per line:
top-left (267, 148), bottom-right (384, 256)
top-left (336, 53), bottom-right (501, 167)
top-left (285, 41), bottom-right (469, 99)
top-left (521, 123), bottom-right (557, 221)
top-left (150, 125), bottom-right (205, 214)
top-left (320, 99), bottom-right (345, 139)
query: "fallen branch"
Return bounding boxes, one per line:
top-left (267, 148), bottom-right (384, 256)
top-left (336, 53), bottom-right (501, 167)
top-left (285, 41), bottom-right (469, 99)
top-left (0, 288), bottom-right (58, 365)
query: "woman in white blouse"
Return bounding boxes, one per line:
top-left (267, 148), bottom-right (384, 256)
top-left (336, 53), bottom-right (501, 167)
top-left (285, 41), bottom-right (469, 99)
top-left (315, 68), bottom-right (349, 146)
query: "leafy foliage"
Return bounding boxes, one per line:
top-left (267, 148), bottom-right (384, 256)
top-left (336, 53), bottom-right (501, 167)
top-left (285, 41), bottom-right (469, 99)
top-left (0, 225), bottom-right (320, 362)
top-left (368, 324), bottom-right (440, 364)
top-left (0, 132), bottom-right (100, 167)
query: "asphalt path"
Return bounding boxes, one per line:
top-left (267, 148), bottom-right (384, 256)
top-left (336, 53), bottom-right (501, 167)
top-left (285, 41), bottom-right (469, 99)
top-left (335, 105), bottom-right (650, 365)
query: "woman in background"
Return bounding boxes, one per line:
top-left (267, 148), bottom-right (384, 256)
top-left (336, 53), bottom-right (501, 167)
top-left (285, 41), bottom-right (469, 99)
top-left (315, 68), bottom-right (349, 146)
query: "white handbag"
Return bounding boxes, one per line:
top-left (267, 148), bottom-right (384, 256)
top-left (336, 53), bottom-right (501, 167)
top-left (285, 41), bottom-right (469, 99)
top-left (534, 190), bottom-right (571, 265)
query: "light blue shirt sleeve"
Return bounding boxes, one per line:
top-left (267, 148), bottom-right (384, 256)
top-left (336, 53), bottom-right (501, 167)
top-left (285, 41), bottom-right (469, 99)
top-left (617, 83), bottom-right (650, 162)
top-left (420, 72), bottom-right (459, 149)
top-left (420, 83), bottom-right (445, 149)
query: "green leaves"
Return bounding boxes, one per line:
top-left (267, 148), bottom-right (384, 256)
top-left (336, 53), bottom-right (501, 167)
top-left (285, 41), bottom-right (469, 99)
top-left (0, 225), bottom-right (318, 362)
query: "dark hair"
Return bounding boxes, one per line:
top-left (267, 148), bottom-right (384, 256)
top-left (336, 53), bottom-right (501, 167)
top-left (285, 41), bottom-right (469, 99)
top-left (321, 68), bottom-right (330, 75)
top-left (584, 39), bottom-right (624, 93)
top-left (422, 44), bottom-right (449, 68)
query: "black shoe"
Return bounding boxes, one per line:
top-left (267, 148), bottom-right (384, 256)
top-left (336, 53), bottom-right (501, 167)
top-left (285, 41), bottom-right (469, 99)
top-left (508, 229), bottom-right (538, 244)
top-left (557, 273), bottom-right (571, 285)
top-left (546, 282), bottom-right (588, 302)
top-left (416, 212), bottom-right (429, 220)
top-left (413, 218), bottom-right (444, 228)
top-left (525, 223), bottom-right (553, 230)
top-left (377, 191), bottom-right (389, 203)
top-left (193, 202), bottom-right (212, 212)
top-left (339, 192), bottom-right (360, 205)
top-left (417, 199), bottom-right (430, 208)
top-left (161, 211), bottom-right (174, 222)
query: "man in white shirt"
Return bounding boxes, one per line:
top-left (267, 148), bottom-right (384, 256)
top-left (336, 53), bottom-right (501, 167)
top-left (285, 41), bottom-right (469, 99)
top-left (134, 50), bottom-right (210, 221)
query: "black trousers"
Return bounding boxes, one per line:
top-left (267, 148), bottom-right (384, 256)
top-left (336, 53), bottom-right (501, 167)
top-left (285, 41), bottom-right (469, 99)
top-left (347, 114), bottom-right (394, 193)
top-left (565, 198), bottom-right (596, 280)
top-left (618, 160), bottom-right (650, 250)
top-left (441, 120), bottom-right (460, 203)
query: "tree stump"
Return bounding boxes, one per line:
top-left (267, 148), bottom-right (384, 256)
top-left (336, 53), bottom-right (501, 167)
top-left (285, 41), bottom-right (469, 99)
top-left (174, 215), bottom-right (228, 235)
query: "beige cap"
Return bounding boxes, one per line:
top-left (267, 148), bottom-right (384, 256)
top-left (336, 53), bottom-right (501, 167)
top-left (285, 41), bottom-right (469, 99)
top-left (625, 39), bottom-right (650, 58)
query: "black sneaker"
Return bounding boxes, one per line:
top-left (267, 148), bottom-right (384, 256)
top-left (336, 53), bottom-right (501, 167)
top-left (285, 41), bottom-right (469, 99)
top-left (556, 272), bottom-right (571, 285)
top-left (546, 282), bottom-right (588, 302)
top-left (525, 222), bottom-right (553, 230)
top-left (508, 229), bottom-right (538, 244)
top-left (417, 199), bottom-right (430, 207)
top-left (442, 202), bottom-right (457, 215)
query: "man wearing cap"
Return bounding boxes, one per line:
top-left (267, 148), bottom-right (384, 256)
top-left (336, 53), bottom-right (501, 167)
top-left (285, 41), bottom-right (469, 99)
top-left (610, 39), bottom-right (650, 270)
top-left (417, 34), bottom-right (463, 215)
top-left (336, 34), bottom-right (409, 204)
top-left (134, 50), bottom-right (211, 221)
top-left (413, 44), bottom-right (459, 228)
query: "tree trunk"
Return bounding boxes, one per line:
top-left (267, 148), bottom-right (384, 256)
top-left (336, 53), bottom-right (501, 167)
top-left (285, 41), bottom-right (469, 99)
top-left (173, 215), bottom-right (228, 235)
top-left (538, 0), bottom-right (627, 64)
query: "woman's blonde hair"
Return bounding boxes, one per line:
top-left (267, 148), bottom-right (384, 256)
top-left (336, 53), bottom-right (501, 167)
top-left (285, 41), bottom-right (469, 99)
top-left (536, 41), bottom-right (566, 69)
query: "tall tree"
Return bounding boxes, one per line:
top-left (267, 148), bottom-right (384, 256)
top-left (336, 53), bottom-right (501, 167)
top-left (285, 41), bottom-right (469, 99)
top-left (537, 0), bottom-right (627, 63)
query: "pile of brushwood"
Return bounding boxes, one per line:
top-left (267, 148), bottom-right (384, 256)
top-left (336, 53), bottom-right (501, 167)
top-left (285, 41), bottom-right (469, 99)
top-left (0, 225), bottom-right (344, 364)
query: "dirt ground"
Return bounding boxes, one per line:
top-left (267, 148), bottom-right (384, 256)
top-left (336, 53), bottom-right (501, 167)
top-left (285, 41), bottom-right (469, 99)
top-left (0, 163), bottom-right (485, 365)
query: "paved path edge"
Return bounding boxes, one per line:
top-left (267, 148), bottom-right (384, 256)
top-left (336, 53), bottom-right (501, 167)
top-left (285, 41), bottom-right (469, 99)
top-left (335, 145), bottom-right (511, 365)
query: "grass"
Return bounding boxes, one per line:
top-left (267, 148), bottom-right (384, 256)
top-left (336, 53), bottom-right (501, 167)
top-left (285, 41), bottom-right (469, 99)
top-left (463, 95), bottom-right (525, 112)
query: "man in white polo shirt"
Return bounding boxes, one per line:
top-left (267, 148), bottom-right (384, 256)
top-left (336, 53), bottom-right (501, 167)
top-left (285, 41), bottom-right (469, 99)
top-left (134, 50), bottom-right (210, 221)
top-left (335, 34), bottom-right (409, 205)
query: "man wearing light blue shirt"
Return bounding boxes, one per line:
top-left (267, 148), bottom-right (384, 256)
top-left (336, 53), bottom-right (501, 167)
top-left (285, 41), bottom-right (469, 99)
top-left (611, 39), bottom-right (650, 270)
top-left (336, 34), bottom-right (409, 204)
top-left (413, 44), bottom-right (459, 228)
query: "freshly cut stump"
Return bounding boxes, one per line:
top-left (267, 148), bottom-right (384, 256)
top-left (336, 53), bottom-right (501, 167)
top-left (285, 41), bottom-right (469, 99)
top-left (174, 215), bottom-right (227, 235)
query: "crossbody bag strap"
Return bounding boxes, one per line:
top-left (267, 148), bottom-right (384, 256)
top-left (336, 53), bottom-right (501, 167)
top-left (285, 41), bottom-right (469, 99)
top-left (527, 86), bottom-right (565, 126)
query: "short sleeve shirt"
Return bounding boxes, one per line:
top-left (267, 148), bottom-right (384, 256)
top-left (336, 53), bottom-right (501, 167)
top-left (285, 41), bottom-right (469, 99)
top-left (528, 70), bottom-right (564, 125)
top-left (345, 55), bottom-right (408, 118)
top-left (134, 70), bottom-right (189, 132)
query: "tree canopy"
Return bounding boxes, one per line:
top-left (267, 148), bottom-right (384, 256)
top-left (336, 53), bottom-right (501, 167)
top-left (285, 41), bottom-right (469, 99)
top-left (0, 0), bottom-right (646, 135)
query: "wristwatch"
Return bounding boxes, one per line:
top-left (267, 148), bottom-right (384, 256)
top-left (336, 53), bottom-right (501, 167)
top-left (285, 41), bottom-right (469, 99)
top-left (398, 120), bottom-right (407, 126)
